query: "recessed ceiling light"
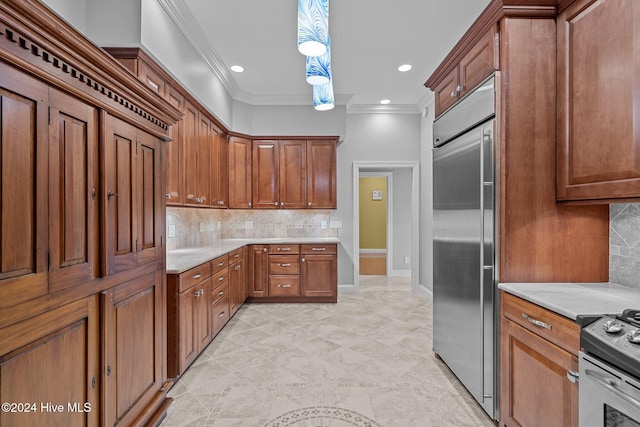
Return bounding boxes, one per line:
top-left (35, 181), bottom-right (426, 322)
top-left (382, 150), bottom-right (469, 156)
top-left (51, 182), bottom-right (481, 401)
top-left (380, 99), bottom-right (391, 105)
top-left (230, 65), bottom-right (245, 73)
top-left (398, 64), bottom-right (412, 72)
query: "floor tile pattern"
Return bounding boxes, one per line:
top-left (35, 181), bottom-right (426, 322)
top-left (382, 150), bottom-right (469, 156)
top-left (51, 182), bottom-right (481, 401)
top-left (161, 276), bottom-right (496, 427)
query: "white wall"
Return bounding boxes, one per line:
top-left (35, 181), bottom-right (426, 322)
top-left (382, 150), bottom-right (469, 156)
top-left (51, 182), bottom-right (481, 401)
top-left (335, 113), bottom-right (421, 286)
top-left (250, 105), bottom-right (346, 139)
top-left (40, 0), bottom-right (87, 33)
top-left (392, 168), bottom-right (412, 273)
top-left (420, 102), bottom-right (435, 293)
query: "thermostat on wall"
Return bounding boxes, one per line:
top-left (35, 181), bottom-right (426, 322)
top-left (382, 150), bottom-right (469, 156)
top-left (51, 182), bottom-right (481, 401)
top-left (372, 190), bottom-right (383, 201)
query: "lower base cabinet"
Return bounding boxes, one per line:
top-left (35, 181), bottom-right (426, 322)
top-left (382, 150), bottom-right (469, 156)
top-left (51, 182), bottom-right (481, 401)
top-left (0, 296), bottom-right (100, 427)
top-left (500, 292), bottom-right (579, 427)
top-left (101, 271), bottom-right (169, 427)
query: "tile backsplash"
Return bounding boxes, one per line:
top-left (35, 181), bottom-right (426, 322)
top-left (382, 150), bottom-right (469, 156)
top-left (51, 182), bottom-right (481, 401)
top-left (166, 208), bottom-right (337, 251)
top-left (610, 203), bottom-right (640, 290)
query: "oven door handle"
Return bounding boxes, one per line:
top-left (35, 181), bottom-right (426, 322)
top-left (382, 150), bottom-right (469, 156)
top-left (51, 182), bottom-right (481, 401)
top-left (585, 369), bottom-right (640, 407)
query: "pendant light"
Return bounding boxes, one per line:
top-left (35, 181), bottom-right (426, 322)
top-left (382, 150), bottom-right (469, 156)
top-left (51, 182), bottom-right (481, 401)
top-left (306, 36), bottom-right (331, 85)
top-left (297, 0), bottom-right (329, 57)
top-left (313, 79), bottom-right (335, 111)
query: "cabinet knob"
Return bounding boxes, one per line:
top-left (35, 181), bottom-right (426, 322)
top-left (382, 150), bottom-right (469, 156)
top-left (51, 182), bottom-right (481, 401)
top-left (281, 201), bottom-right (285, 207)
top-left (301, 257), bottom-right (306, 263)
top-left (456, 85), bottom-right (464, 92)
top-left (248, 201), bottom-right (252, 207)
top-left (166, 193), bottom-right (172, 199)
top-left (275, 201), bottom-right (279, 206)
top-left (219, 312), bottom-right (226, 318)
top-left (91, 188), bottom-right (97, 201)
top-left (235, 265), bottom-right (241, 270)
top-left (263, 248), bottom-right (267, 252)
top-left (218, 276), bottom-right (225, 281)
top-left (308, 202), bottom-right (312, 207)
top-left (107, 191), bottom-right (118, 200)
top-left (218, 290), bottom-right (225, 296)
top-left (450, 91), bottom-right (458, 98)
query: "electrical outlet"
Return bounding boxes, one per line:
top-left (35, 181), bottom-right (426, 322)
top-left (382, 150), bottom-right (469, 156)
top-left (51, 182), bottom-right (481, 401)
top-left (404, 256), bottom-right (410, 265)
top-left (321, 220), bottom-right (328, 229)
top-left (295, 221), bottom-right (304, 229)
top-left (168, 224), bottom-right (176, 238)
top-left (245, 221), bottom-right (253, 229)
top-left (199, 222), bottom-right (205, 232)
top-left (329, 221), bottom-right (342, 229)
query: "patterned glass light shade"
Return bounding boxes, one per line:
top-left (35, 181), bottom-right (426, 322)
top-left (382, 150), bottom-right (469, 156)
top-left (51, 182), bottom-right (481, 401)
top-left (313, 80), bottom-right (335, 111)
top-left (297, 0), bottom-right (328, 57)
top-left (306, 36), bottom-right (331, 85)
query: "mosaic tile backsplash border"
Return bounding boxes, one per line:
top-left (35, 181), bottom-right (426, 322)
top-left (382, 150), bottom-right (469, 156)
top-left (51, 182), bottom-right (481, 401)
top-left (166, 207), bottom-right (337, 251)
top-left (610, 203), bottom-right (640, 290)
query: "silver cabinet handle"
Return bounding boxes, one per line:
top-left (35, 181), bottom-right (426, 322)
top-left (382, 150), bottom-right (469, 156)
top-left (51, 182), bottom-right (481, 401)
top-left (274, 201), bottom-right (279, 206)
top-left (235, 265), bottom-right (241, 271)
top-left (279, 263), bottom-right (291, 267)
top-left (166, 193), bottom-right (172, 199)
top-left (567, 370), bottom-right (579, 384)
top-left (248, 201), bottom-right (252, 207)
top-left (218, 290), bottom-right (225, 296)
top-left (219, 312), bottom-right (226, 318)
top-left (308, 202), bottom-right (312, 207)
top-left (263, 248), bottom-right (267, 252)
top-left (450, 91), bottom-right (457, 98)
top-left (276, 284), bottom-right (292, 288)
top-left (277, 247), bottom-right (291, 251)
top-left (192, 273), bottom-right (202, 280)
top-left (234, 254), bottom-right (240, 259)
top-left (311, 247), bottom-right (326, 251)
top-left (194, 289), bottom-right (203, 297)
top-left (218, 276), bottom-right (225, 281)
top-left (218, 262), bottom-right (225, 267)
top-left (107, 191), bottom-right (118, 200)
top-left (522, 313), bottom-right (552, 330)
top-left (456, 85), bottom-right (464, 92)
top-left (301, 257), bottom-right (306, 263)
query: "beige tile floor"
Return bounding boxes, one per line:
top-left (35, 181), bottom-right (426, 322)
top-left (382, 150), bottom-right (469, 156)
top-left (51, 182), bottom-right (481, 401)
top-left (160, 276), bottom-right (496, 427)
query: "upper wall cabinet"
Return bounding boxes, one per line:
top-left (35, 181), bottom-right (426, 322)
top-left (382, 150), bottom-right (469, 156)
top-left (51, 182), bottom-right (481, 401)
top-left (228, 136), bottom-right (253, 208)
top-left (430, 26), bottom-right (498, 118)
top-left (557, 0), bottom-right (640, 202)
top-left (307, 140), bottom-right (337, 209)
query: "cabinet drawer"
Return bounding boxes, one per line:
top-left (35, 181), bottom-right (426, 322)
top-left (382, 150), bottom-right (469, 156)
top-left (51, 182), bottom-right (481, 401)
top-left (269, 244), bottom-right (300, 254)
top-left (211, 281), bottom-right (228, 306)
top-left (269, 276), bottom-right (300, 296)
top-left (501, 291), bottom-right (580, 355)
top-left (212, 268), bottom-right (229, 287)
top-left (211, 295), bottom-right (230, 337)
top-left (301, 244), bottom-right (337, 254)
top-left (211, 254), bottom-right (228, 273)
top-left (269, 255), bottom-right (300, 275)
top-left (228, 247), bottom-right (244, 263)
top-left (177, 262), bottom-right (212, 293)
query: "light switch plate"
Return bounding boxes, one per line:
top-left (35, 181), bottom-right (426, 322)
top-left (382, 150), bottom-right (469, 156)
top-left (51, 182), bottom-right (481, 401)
top-left (295, 221), bottom-right (304, 229)
top-left (168, 224), bottom-right (176, 238)
top-left (329, 221), bottom-right (342, 229)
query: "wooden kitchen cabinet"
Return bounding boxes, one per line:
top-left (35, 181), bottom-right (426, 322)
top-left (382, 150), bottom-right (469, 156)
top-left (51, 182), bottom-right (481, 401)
top-left (210, 255), bottom-right (230, 338)
top-left (430, 26), bottom-right (498, 117)
top-left (165, 86), bottom-right (185, 205)
top-left (0, 296), bottom-right (99, 427)
top-left (183, 100), bottom-right (200, 206)
top-left (0, 3), bottom-right (177, 425)
top-left (102, 115), bottom-right (164, 276)
top-left (101, 271), bottom-right (167, 427)
top-left (307, 140), bottom-right (337, 209)
top-left (228, 247), bottom-right (247, 316)
top-left (210, 124), bottom-right (229, 208)
top-left (252, 140), bottom-right (280, 208)
top-left (500, 292), bottom-right (579, 427)
top-left (248, 245), bottom-right (269, 298)
top-left (300, 244), bottom-right (337, 300)
top-left (557, 0), bottom-right (640, 202)
top-left (228, 136), bottom-right (253, 208)
top-left (167, 261), bottom-right (214, 378)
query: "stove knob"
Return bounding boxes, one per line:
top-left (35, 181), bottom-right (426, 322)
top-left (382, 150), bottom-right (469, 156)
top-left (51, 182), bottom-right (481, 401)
top-left (627, 329), bottom-right (640, 344)
top-left (602, 319), bottom-right (623, 333)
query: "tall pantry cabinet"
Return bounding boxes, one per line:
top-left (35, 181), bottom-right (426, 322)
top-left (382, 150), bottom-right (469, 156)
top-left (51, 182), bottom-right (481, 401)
top-left (0, 2), bottom-right (180, 426)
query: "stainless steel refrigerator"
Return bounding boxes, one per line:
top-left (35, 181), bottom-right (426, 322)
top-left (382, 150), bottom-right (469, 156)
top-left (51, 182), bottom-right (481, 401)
top-left (432, 76), bottom-right (497, 419)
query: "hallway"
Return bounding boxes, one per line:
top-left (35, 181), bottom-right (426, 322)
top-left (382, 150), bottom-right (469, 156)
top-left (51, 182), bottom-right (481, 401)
top-left (161, 276), bottom-right (494, 426)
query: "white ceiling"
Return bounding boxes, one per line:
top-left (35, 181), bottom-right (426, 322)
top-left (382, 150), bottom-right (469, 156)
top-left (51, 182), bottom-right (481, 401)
top-left (161, 0), bottom-right (492, 111)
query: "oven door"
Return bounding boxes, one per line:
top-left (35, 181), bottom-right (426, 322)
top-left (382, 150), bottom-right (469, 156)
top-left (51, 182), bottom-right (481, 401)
top-left (579, 352), bottom-right (640, 427)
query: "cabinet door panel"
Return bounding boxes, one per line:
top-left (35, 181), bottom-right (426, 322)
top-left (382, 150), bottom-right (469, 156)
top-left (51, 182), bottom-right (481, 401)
top-left (301, 254), bottom-right (336, 298)
top-left (307, 140), bottom-right (337, 209)
top-left (103, 116), bottom-right (137, 275)
top-left (210, 126), bottom-right (228, 208)
top-left (196, 114), bottom-right (211, 206)
top-left (433, 67), bottom-right (459, 117)
top-left (500, 319), bottom-right (578, 427)
top-left (253, 141), bottom-right (279, 208)
top-left (195, 280), bottom-right (212, 352)
top-left (102, 271), bottom-right (163, 426)
top-left (228, 136), bottom-right (252, 208)
top-left (178, 288), bottom-right (197, 371)
top-left (0, 296), bottom-right (99, 427)
top-left (183, 101), bottom-right (199, 206)
top-left (280, 140), bottom-right (306, 209)
top-left (165, 87), bottom-right (184, 205)
top-left (459, 26), bottom-right (497, 96)
top-left (136, 131), bottom-right (163, 266)
top-left (249, 245), bottom-right (269, 297)
top-left (557, 0), bottom-right (640, 200)
top-left (0, 65), bottom-right (48, 306)
top-left (48, 89), bottom-right (99, 292)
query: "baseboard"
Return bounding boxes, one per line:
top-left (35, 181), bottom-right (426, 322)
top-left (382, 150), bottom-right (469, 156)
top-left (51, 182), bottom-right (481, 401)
top-left (418, 284), bottom-right (433, 300)
top-left (338, 284), bottom-right (356, 294)
top-left (390, 269), bottom-right (411, 277)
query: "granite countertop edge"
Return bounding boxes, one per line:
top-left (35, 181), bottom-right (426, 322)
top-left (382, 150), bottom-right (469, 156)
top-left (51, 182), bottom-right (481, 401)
top-left (498, 282), bottom-right (640, 321)
top-left (167, 237), bottom-right (340, 274)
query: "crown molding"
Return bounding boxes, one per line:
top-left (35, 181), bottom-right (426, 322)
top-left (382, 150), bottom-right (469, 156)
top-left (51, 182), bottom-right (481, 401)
top-left (347, 104), bottom-right (421, 115)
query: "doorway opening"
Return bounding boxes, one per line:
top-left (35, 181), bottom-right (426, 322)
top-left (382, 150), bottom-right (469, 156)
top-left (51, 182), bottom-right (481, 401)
top-left (359, 172), bottom-right (392, 276)
top-left (352, 161), bottom-right (419, 294)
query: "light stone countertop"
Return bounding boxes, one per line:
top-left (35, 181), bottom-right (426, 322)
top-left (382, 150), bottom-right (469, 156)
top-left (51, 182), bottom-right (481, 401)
top-left (167, 237), bottom-right (340, 274)
top-left (498, 282), bottom-right (640, 321)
